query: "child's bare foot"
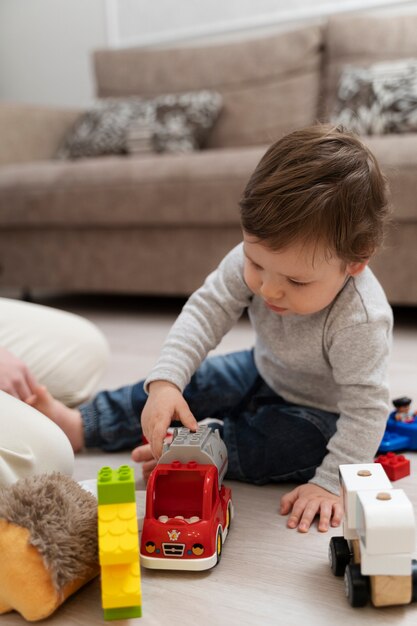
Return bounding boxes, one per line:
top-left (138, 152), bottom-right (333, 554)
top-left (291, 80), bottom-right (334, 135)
top-left (26, 385), bottom-right (84, 452)
top-left (131, 443), bottom-right (157, 482)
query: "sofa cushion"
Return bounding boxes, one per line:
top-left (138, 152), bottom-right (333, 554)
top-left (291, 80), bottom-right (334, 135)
top-left (364, 134), bottom-right (417, 222)
top-left (56, 91), bottom-right (223, 159)
top-left (1, 135), bottom-right (416, 229)
top-left (0, 146), bottom-right (266, 228)
top-left (93, 25), bottom-right (323, 149)
top-left (321, 14), bottom-right (417, 119)
top-left (331, 58), bottom-right (417, 135)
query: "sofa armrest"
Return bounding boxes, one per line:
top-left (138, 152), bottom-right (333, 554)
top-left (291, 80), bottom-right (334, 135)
top-left (0, 103), bottom-right (82, 165)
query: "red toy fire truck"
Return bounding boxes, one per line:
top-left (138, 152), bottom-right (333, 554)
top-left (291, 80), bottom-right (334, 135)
top-left (140, 425), bottom-right (233, 570)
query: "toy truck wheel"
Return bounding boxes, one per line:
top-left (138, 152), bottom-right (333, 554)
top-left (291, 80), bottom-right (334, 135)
top-left (329, 536), bottom-right (351, 576)
top-left (412, 559), bottom-right (417, 602)
top-left (344, 563), bottom-right (370, 607)
top-left (226, 501), bottom-right (232, 531)
top-left (215, 527), bottom-right (223, 565)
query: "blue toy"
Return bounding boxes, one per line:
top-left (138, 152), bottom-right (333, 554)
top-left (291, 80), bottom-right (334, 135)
top-left (378, 397), bottom-right (417, 453)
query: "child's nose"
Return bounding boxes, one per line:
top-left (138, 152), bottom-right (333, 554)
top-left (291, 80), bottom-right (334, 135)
top-left (260, 280), bottom-right (284, 300)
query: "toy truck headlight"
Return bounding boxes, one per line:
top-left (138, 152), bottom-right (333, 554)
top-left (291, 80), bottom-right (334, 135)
top-left (145, 541), bottom-right (156, 554)
top-left (192, 544), bottom-right (204, 556)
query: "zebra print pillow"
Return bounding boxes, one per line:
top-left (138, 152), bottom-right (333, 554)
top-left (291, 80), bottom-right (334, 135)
top-left (331, 58), bottom-right (417, 135)
top-left (56, 91), bottom-right (222, 159)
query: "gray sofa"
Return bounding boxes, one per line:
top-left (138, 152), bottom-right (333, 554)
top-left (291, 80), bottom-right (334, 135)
top-left (0, 13), bottom-right (416, 304)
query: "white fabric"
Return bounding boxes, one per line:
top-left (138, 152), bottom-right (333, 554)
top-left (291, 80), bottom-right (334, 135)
top-left (0, 390), bottom-right (75, 485)
top-left (0, 298), bottom-right (109, 485)
top-left (0, 298), bottom-right (109, 405)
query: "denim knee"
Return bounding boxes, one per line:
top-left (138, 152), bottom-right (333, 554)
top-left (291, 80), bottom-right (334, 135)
top-left (223, 404), bottom-right (338, 485)
top-left (184, 350), bottom-right (259, 419)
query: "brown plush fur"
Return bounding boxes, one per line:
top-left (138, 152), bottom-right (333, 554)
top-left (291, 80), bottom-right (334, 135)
top-left (0, 472), bottom-right (98, 591)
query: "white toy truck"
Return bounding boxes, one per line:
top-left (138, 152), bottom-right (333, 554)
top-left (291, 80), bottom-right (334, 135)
top-left (329, 463), bottom-right (417, 607)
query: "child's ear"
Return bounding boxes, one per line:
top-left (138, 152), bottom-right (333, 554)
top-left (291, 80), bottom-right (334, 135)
top-left (346, 260), bottom-right (369, 277)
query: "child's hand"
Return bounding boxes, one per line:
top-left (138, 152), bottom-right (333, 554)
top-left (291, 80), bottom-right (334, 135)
top-left (141, 380), bottom-right (198, 459)
top-left (280, 483), bottom-right (343, 533)
top-left (131, 443), bottom-right (158, 481)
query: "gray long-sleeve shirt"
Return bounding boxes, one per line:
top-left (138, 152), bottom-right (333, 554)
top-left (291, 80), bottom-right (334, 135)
top-left (145, 243), bottom-right (393, 493)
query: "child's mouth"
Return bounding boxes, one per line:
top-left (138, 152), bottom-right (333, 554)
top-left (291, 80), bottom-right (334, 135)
top-left (265, 301), bottom-right (288, 314)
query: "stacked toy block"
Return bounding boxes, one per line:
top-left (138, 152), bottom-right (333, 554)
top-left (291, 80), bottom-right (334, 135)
top-left (97, 465), bottom-right (142, 620)
top-left (375, 452), bottom-right (411, 481)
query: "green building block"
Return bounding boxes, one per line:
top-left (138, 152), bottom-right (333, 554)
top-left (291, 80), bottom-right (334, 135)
top-left (97, 465), bottom-right (135, 504)
top-left (104, 605), bottom-right (142, 620)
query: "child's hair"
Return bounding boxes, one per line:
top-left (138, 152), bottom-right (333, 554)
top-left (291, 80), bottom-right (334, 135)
top-left (239, 124), bottom-right (390, 263)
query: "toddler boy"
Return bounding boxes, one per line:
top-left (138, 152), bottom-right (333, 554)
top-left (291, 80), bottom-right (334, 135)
top-left (29, 125), bottom-right (393, 533)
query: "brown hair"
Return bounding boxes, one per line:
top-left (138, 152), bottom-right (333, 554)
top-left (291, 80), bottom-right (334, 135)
top-left (239, 124), bottom-right (390, 263)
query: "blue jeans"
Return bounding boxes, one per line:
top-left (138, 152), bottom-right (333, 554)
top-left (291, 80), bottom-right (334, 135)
top-left (80, 350), bottom-right (339, 485)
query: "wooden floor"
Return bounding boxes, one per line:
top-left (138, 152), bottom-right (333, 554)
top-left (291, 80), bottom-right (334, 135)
top-left (2, 297), bottom-right (417, 626)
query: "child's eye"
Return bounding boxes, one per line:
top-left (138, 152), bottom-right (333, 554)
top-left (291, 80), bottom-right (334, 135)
top-left (250, 259), bottom-right (263, 270)
top-left (288, 279), bottom-right (309, 287)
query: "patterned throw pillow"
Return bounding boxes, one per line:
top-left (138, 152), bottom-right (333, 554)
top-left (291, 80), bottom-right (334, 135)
top-left (56, 91), bottom-right (223, 159)
top-left (331, 58), bottom-right (417, 135)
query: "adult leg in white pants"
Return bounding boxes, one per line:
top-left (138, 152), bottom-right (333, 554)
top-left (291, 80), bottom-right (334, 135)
top-left (0, 298), bottom-right (109, 486)
top-left (0, 391), bottom-right (75, 486)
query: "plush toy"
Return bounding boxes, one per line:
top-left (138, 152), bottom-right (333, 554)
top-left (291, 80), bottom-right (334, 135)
top-left (0, 472), bottom-right (99, 621)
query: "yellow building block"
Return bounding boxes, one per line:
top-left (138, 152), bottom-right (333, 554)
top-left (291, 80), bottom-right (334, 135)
top-left (97, 465), bottom-right (142, 619)
top-left (98, 502), bottom-right (139, 566)
top-left (101, 561), bottom-right (142, 609)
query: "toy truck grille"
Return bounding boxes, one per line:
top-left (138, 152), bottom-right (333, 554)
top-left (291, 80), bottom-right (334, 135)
top-left (162, 543), bottom-right (185, 557)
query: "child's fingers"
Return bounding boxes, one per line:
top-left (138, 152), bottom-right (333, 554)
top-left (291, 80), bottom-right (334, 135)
top-left (331, 501), bottom-right (344, 527)
top-left (142, 467), bottom-right (154, 482)
top-left (296, 500), bottom-right (322, 533)
top-left (131, 443), bottom-right (154, 463)
top-left (142, 459), bottom-right (158, 481)
top-left (281, 482), bottom-right (341, 533)
top-left (142, 469), bottom-right (150, 482)
top-left (280, 487), bottom-right (299, 515)
top-left (177, 399), bottom-right (198, 431)
top-left (151, 419), bottom-right (171, 459)
top-left (131, 443), bottom-right (158, 481)
top-left (24, 385), bottom-right (49, 408)
top-left (317, 501), bottom-right (333, 532)
top-left (142, 459), bottom-right (157, 472)
top-left (286, 497), bottom-right (309, 529)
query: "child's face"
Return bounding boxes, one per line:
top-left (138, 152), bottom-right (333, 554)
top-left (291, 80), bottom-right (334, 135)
top-left (242, 233), bottom-right (368, 316)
